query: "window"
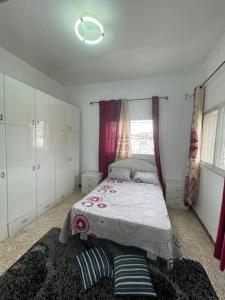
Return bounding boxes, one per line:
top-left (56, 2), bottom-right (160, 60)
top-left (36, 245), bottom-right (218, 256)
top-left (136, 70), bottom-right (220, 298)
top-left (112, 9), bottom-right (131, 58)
top-left (215, 106), bottom-right (225, 170)
top-left (201, 110), bottom-right (218, 164)
top-left (201, 103), bottom-right (225, 175)
top-left (130, 120), bottom-right (154, 155)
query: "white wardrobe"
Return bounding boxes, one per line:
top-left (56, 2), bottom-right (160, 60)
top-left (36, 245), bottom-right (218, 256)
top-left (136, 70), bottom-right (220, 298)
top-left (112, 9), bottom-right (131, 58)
top-left (0, 74), bottom-right (80, 241)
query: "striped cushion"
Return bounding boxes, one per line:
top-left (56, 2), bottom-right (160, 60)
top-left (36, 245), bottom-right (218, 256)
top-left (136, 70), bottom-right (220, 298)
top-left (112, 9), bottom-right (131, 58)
top-left (76, 246), bottom-right (113, 291)
top-left (114, 254), bottom-right (156, 296)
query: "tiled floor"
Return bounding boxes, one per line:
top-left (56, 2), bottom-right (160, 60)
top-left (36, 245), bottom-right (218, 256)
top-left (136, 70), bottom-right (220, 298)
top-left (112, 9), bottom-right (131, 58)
top-left (0, 191), bottom-right (224, 299)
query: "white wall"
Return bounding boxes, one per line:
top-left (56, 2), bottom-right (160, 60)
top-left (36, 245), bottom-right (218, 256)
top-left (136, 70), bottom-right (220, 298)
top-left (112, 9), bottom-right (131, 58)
top-left (66, 74), bottom-right (201, 180)
top-left (0, 46), bottom-right (66, 101)
top-left (194, 32), bottom-right (225, 241)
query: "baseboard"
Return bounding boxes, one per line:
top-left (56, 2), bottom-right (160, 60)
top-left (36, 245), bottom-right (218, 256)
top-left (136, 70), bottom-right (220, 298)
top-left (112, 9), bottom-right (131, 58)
top-left (0, 225), bottom-right (8, 242)
top-left (191, 208), bottom-right (215, 244)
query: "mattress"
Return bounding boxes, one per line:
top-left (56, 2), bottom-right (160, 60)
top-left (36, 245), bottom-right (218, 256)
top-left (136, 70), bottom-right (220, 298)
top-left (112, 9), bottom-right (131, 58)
top-left (59, 178), bottom-right (181, 261)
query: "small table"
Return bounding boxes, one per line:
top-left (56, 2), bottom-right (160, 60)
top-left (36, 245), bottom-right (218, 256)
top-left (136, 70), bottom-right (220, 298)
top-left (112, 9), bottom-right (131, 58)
top-left (82, 171), bottom-right (103, 194)
top-left (165, 178), bottom-right (187, 210)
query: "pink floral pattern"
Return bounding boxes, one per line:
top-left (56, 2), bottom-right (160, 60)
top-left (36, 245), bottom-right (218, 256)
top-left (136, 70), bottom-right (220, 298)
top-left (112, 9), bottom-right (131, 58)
top-left (72, 214), bottom-right (89, 233)
top-left (97, 203), bottom-right (107, 208)
top-left (184, 86), bottom-right (204, 207)
top-left (189, 130), bottom-right (199, 159)
top-left (87, 196), bottom-right (103, 204)
top-left (98, 184), bottom-right (117, 194)
top-left (100, 185), bottom-right (112, 190)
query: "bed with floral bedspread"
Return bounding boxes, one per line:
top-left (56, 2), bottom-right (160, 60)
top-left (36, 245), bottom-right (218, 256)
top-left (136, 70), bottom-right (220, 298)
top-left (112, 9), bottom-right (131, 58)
top-left (59, 178), bottom-right (181, 262)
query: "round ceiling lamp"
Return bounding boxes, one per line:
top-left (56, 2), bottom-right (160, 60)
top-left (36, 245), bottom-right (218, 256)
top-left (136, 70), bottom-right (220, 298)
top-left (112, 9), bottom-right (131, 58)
top-left (75, 16), bottom-right (104, 45)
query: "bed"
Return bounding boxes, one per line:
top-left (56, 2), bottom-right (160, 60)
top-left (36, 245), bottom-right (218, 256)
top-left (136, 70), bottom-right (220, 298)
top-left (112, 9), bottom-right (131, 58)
top-left (59, 159), bottom-right (181, 263)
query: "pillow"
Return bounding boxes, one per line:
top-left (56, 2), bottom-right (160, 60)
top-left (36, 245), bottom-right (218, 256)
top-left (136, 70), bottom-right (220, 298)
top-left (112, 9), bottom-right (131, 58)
top-left (108, 167), bottom-right (131, 182)
top-left (76, 246), bottom-right (113, 291)
top-left (133, 171), bottom-right (160, 185)
top-left (114, 254), bottom-right (156, 296)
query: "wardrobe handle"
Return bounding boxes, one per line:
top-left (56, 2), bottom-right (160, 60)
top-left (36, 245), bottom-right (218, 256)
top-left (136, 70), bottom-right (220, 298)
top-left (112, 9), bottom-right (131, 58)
top-left (32, 120), bottom-right (35, 126)
top-left (32, 165), bottom-right (36, 170)
top-left (0, 114), bottom-right (3, 121)
top-left (37, 120), bottom-right (39, 126)
top-left (37, 164), bottom-right (40, 169)
top-left (1, 171), bottom-right (5, 178)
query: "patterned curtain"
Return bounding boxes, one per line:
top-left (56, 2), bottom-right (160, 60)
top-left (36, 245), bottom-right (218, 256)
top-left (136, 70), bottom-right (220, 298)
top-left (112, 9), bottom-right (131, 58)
top-left (184, 86), bottom-right (205, 207)
top-left (116, 99), bottom-right (131, 160)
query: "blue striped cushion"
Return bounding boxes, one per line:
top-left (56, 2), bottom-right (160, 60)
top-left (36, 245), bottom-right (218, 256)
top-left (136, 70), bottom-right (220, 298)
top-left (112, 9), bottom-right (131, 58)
top-left (76, 246), bottom-right (113, 291)
top-left (114, 254), bottom-right (156, 296)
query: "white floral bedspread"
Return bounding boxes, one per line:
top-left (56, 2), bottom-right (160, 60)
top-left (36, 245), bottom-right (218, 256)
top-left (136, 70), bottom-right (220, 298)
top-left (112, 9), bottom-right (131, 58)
top-left (59, 178), bottom-right (181, 261)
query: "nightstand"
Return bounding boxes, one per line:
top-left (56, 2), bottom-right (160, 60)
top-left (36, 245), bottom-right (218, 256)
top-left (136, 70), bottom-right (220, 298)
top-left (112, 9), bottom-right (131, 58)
top-left (82, 171), bottom-right (103, 194)
top-left (165, 178), bottom-right (187, 210)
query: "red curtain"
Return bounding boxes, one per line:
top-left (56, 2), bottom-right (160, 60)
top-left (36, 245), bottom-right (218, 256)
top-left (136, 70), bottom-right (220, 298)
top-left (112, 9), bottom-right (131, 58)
top-left (214, 178), bottom-right (225, 271)
top-left (99, 100), bottom-right (122, 178)
top-left (152, 96), bottom-right (164, 188)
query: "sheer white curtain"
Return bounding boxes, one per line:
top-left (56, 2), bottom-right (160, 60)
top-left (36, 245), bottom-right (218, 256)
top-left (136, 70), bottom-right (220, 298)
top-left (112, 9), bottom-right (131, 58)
top-left (116, 99), bottom-right (131, 160)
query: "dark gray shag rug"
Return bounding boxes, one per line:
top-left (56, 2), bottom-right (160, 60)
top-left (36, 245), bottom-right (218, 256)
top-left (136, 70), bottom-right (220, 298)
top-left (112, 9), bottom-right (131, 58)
top-left (0, 228), bottom-right (218, 300)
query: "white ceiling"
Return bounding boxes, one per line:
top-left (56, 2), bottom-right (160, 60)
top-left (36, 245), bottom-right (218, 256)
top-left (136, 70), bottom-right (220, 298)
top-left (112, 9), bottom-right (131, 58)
top-left (0, 0), bottom-right (225, 86)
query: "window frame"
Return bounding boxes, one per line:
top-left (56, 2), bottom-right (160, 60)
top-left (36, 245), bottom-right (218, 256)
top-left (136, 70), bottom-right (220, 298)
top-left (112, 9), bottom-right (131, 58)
top-left (200, 102), bottom-right (225, 177)
top-left (129, 119), bottom-right (154, 159)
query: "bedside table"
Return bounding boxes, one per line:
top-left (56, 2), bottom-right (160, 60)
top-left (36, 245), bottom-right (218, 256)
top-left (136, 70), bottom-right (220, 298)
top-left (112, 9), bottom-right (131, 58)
top-left (82, 171), bottom-right (103, 194)
top-left (165, 178), bottom-right (187, 210)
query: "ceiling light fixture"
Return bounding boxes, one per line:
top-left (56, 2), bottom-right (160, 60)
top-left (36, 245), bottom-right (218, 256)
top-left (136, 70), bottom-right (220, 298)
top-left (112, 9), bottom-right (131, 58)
top-left (75, 16), bottom-right (104, 45)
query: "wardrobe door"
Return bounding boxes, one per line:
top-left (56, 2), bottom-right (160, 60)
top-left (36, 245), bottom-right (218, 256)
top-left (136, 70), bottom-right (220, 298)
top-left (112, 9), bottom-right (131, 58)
top-left (5, 76), bottom-right (35, 127)
top-left (36, 90), bottom-right (56, 129)
top-left (36, 128), bottom-right (55, 207)
top-left (55, 130), bottom-right (68, 201)
top-left (7, 125), bottom-right (36, 223)
top-left (54, 99), bottom-right (67, 131)
top-left (74, 107), bottom-right (80, 132)
top-left (66, 130), bottom-right (80, 192)
top-left (66, 130), bottom-right (76, 193)
top-left (0, 124), bottom-right (7, 241)
top-left (74, 132), bottom-right (80, 189)
top-left (66, 105), bottom-right (79, 132)
top-left (0, 73), bottom-right (4, 124)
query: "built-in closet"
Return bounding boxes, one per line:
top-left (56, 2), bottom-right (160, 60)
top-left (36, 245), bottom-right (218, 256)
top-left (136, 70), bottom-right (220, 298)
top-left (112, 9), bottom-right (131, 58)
top-left (0, 74), bottom-right (80, 241)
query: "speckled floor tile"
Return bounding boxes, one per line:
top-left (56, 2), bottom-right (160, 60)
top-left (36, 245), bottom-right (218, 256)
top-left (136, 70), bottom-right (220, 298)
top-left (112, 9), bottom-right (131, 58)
top-left (0, 192), bottom-right (224, 299)
top-left (168, 208), bottom-right (225, 300)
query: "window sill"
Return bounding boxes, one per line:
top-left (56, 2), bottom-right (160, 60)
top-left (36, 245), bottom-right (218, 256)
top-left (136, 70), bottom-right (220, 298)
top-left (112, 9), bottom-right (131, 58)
top-left (200, 161), bottom-right (225, 177)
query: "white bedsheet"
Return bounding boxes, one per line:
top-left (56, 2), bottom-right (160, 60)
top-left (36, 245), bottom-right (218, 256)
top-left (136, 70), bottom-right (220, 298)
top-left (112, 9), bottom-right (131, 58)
top-left (59, 178), bottom-right (181, 261)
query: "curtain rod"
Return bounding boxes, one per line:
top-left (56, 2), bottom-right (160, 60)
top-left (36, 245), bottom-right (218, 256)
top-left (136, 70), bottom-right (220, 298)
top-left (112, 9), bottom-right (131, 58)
top-left (90, 96), bottom-right (168, 105)
top-left (200, 60), bottom-right (225, 88)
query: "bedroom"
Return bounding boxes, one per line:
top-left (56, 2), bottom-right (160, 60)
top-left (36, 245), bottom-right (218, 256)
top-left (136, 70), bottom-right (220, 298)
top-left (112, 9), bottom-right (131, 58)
top-left (0, 0), bottom-right (225, 299)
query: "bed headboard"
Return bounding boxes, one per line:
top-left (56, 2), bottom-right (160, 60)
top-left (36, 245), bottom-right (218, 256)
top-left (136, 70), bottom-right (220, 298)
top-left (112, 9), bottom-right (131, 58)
top-left (108, 158), bottom-right (157, 177)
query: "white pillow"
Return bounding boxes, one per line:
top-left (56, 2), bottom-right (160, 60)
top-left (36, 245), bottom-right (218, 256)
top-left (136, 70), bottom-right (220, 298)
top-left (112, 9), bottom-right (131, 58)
top-left (133, 171), bottom-right (160, 185)
top-left (108, 167), bottom-right (131, 182)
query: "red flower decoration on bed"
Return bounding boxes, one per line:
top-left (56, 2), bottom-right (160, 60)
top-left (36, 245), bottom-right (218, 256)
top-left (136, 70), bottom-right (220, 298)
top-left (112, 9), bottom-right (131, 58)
top-left (100, 185), bottom-right (112, 190)
top-left (72, 214), bottom-right (89, 233)
top-left (97, 203), bottom-right (107, 208)
top-left (87, 196), bottom-right (103, 203)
